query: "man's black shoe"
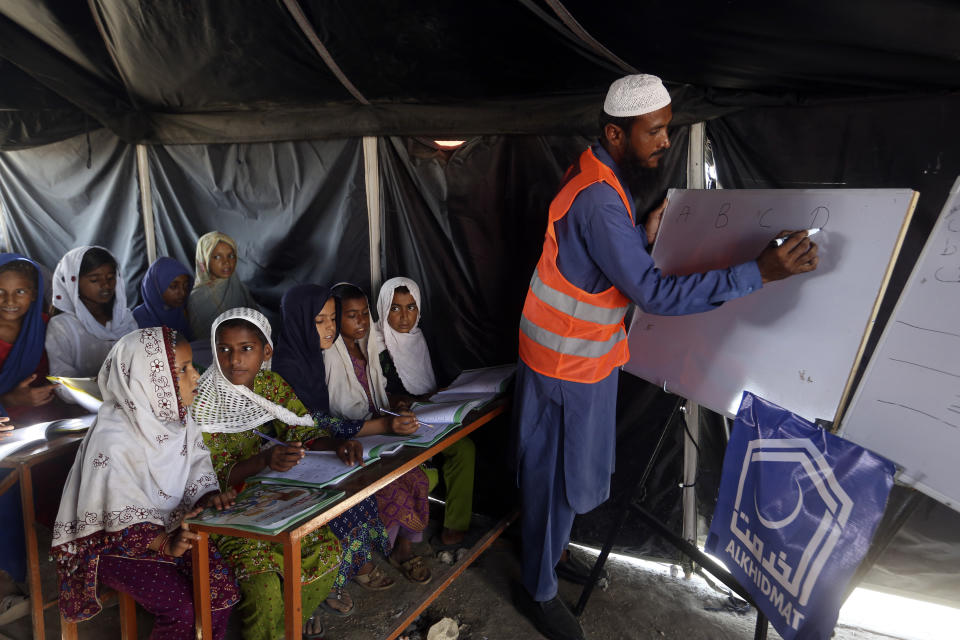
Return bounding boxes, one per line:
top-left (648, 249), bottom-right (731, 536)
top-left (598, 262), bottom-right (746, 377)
top-left (529, 596), bottom-right (586, 640)
top-left (556, 553), bottom-right (608, 586)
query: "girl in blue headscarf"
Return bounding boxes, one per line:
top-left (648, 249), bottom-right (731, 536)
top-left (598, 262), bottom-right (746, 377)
top-left (0, 253), bottom-right (56, 615)
top-left (0, 254), bottom-right (57, 421)
top-left (132, 257), bottom-right (194, 340)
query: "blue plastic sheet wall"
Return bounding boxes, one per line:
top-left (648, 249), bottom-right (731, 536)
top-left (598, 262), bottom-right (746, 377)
top-left (146, 138), bottom-right (370, 316)
top-left (0, 129), bottom-right (145, 300)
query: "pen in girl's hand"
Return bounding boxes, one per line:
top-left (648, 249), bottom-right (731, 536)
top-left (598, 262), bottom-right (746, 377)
top-left (380, 408), bottom-right (436, 430)
top-left (253, 430), bottom-right (328, 455)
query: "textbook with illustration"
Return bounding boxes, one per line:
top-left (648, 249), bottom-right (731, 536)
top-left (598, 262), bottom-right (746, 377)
top-left (0, 414), bottom-right (96, 463)
top-left (47, 376), bottom-right (103, 413)
top-left (186, 484), bottom-right (344, 535)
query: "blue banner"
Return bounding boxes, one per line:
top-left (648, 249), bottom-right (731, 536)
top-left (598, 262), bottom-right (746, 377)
top-left (705, 392), bottom-right (895, 640)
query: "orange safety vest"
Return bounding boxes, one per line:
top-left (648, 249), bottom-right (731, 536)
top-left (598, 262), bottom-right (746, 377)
top-left (519, 148), bottom-right (633, 384)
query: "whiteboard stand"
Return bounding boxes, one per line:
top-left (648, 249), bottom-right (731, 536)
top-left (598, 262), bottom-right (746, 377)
top-left (681, 401), bottom-right (700, 578)
top-left (574, 396), bottom-right (772, 640)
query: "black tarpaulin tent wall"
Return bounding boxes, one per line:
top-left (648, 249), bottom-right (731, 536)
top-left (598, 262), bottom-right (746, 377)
top-left (1, 0), bottom-right (960, 609)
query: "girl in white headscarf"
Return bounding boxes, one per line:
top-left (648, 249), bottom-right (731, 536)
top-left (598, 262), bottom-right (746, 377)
top-left (192, 307), bottom-right (349, 639)
top-left (375, 277), bottom-right (476, 548)
top-left (45, 246), bottom-right (139, 377)
top-left (51, 327), bottom-right (238, 638)
top-left (324, 284), bottom-right (432, 584)
top-left (375, 277), bottom-right (437, 397)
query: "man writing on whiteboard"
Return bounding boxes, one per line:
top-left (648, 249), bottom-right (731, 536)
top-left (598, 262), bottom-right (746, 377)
top-left (513, 74), bottom-right (819, 640)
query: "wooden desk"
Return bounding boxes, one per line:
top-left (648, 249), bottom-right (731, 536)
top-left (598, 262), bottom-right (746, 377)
top-left (191, 402), bottom-right (507, 639)
top-left (0, 433), bottom-right (84, 640)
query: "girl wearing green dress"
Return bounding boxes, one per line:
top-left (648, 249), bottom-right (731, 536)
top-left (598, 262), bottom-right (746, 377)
top-left (192, 307), bottom-right (354, 640)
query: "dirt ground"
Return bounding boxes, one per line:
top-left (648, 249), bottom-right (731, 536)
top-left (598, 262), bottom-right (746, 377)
top-left (2, 519), bottom-right (902, 640)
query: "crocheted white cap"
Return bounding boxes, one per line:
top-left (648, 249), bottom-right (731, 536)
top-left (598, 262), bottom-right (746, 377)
top-left (603, 74), bottom-right (671, 117)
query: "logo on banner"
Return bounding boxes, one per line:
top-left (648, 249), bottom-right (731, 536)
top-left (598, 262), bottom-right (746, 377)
top-left (725, 439), bottom-right (853, 629)
top-left (707, 392), bottom-right (894, 640)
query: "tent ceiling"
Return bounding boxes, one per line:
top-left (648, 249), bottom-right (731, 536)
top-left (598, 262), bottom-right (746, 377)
top-left (1, 0), bottom-right (959, 146)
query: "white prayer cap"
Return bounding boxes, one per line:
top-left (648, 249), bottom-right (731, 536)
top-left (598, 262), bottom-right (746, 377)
top-left (603, 74), bottom-right (671, 118)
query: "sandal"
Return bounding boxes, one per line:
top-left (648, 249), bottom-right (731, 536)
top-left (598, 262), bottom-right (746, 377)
top-left (389, 554), bottom-right (432, 585)
top-left (319, 590), bottom-right (354, 617)
top-left (302, 613), bottom-right (325, 639)
top-left (0, 594), bottom-right (29, 626)
top-left (351, 564), bottom-right (395, 591)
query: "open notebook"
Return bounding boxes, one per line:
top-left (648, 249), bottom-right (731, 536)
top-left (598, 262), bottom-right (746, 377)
top-left (250, 364), bottom-right (516, 488)
top-left (186, 484), bottom-right (344, 535)
top-left (250, 434), bottom-right (409, 489)
top-left (0, 414), bottom-right (96, 463)
top-left (401, 363), bottom-right (516, 447)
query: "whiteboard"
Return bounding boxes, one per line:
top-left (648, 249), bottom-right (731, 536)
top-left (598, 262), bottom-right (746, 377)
top-left (841, 177), bottom-right (960, 511)
top-left (623, 188), bottom-right (916, 423)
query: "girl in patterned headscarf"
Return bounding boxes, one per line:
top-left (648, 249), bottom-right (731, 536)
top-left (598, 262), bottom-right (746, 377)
top-left (51, 327), bottom-right (238, 639)
top-left (192, 307), bottom-right (351, 639)
top-left (187, 232), bottom-right (259, 342)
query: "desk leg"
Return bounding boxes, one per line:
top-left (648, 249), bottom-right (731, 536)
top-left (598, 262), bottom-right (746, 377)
top-left (192, 531), bottom-right (213, 639)
top-left (283, 538), bottom-right (302, 640)
top-left (59, 615), bottom-right (78, 640)
top-left (19, 463), bottom-right (44, 640)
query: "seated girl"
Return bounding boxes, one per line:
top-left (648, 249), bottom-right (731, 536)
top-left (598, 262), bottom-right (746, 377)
top-left (377, 277), bottom-right (476, 548)
top-left (0, 254), bottom-right (59, 620)
top-left (45, 246), bottom-right (138, 377)
top-left (51, 327), bottom-right (239, 639)
top-left (133, 257), bottom-right (194, 340)
top-left (192, 307), bottom-right (359, 639)
top-left (0, 254), bottom-right (57, 422)
top-left (324, 283), bottom-right (432, 584)
top-left (187, 231), bottom-right (258, 342)
top-left (274, 285), bottom-right (426, 604)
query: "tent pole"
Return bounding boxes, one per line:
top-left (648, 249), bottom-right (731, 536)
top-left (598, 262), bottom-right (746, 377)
top-left (363, 137), bottom-right (382, 294)
top-left (679, 122), bottom-right (706, 576)
top-left (135, 145), bottom-right (157, 264)
top-left (687, 122), bottom-right (706, 190)
top-left (0, 195), bottom-right (9, 252)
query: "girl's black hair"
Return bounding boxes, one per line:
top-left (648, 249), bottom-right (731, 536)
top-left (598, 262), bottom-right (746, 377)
top-left (393, 285), bottom-right (410, 296)
top-left (79, 247), bottom-right (117, 276)
top-left (216, 318), bottom-right (267, 345)
top-left (0, 260), bottom-right (38, 289)
top-left (332, 283), bottom-right (367, 303)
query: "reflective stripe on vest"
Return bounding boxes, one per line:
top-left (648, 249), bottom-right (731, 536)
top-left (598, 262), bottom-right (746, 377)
top-left (518, 147), bottom-right (633, 383)
top-left (528, 270), bottom-right (628, 327)
top-left (519, 316), bottom-right (626, 359)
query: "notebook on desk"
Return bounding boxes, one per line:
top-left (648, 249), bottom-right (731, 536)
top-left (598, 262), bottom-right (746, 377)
top-left (0, 414), bottom-right (96, 463)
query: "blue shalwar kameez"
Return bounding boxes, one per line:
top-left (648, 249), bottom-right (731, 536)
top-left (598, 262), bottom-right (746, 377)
top-left (514, 143), bottom-right (763, 601)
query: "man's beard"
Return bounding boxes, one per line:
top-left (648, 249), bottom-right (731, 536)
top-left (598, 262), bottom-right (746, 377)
top-left (619, 144), bottom-right (665, 194)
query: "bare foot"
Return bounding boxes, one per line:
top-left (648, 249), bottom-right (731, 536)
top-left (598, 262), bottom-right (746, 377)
top-left (304, 612), bottom-right (324, 637)
top-left (323, 589), bottom-right (353, 614)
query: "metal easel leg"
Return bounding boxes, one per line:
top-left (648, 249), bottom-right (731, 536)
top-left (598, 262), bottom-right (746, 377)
top-left (573, 397), bottom-right (684, 616)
